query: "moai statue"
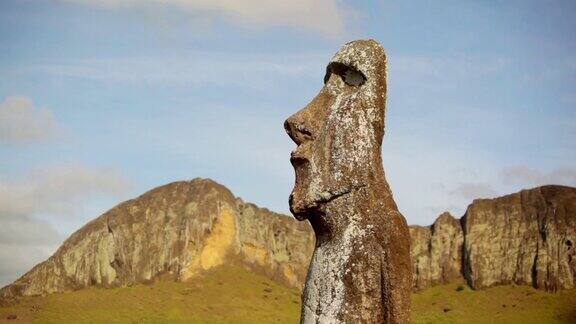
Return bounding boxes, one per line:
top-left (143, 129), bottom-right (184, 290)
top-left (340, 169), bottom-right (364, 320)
top-left (284, 39), bottom-right (412, 323)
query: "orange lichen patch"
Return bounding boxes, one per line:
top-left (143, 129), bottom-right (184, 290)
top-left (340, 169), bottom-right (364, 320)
top-left (183, 207), bottom-right (237, 280)
top-left (281, 264), bottom-right (299, 288)
top-left (242, 242), bottom-right (270, 266)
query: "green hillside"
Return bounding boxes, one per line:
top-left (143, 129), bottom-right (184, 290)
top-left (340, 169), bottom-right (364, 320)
top-left (412, 280), bottom-right (576, 323)
top-left (1, 266), bottom-right (575, 323)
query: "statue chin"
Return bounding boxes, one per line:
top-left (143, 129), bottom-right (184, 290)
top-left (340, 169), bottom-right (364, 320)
top-left (289, 189), bottom-right (319, 221)
top-left (289, 193), bottom-right (307, 220)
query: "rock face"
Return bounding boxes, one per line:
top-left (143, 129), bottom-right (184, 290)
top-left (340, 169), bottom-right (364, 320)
top-left (410, 185), bottom-right (576, 292)
top-left (1, 181), bottom-right (573, 301)
top-left (285, 39), bottom-right (412, 323)
top-left (410, 212), bottom-right (463, 290)
top-left (0, 179), bottom-right (314, 299)
top-left (236, 202), bottom-right (313, 288)
top-left (463, 185), bottom-right (576, 291)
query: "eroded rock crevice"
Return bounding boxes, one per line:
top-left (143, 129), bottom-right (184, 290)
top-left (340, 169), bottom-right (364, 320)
top-left (413, 185), bottom-right (576, 292)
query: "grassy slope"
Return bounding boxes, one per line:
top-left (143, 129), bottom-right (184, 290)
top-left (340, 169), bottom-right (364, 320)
top-left (1, 266), bottom-right (575, 323)
top-left (412, 281), bottom-right (576, 323)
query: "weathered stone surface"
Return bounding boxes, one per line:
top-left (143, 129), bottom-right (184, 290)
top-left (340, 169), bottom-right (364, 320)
top-left (463, 185), bottom-right (576, 291)
top-left (285, 39), bottom-right (412, 323)
top-left (236, 201), bottom-right (314, 288)
top-left (410, 212), bottom-right (463, 290)
top-left (1, 178), bottom-right (573, 303)
top-left (0, 179), bottom-right (314, 299)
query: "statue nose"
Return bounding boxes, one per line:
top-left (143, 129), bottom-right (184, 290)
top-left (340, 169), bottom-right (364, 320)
top-left (284, 117), bottom-right (313, 145)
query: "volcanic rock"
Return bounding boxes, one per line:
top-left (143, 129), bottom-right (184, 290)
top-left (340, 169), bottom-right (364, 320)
top-left (1, 182), bottom-right (574, 300)
top-left (0, 179), bottom-right (314, 299)
top-left (462, 185), bottom-right (576, 291)
top-left (410, 212), bottom-right (463, 290)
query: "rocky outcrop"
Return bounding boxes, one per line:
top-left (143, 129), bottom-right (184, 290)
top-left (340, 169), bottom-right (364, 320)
top-left (1, 181), bottom-right (574, 299)
top-left (463, 185), bottom-right (576, 291)
top-left (411, 185), bottom-right (576, 292)
top-left (0, 179), bottom-right (314, 299)
top-left (236, 202), bottom-right (313, 288)
top-left (410, 212), bottom-right (463, 290)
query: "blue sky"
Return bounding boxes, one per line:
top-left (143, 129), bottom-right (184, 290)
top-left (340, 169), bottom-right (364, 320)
top-left (0, 0), bottom-right (575, 285)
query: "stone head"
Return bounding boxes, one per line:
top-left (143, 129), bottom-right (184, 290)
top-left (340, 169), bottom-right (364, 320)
top-left (285, 39), bottom-right (388, 221)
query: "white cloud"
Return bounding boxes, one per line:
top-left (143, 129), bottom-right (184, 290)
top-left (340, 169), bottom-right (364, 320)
top-left (390, 55), bottom-right (509, 91)
top-left (449, 183), bottom-right (498, 201)
top-left (64, 0), bottom-right (349, 37)
top-left (383, 142), bottom-right (501, 225)
top-left (0, 164), bottom-right (131, 217)
top-left (500, 165), bottom-right (576, 187)
top-left (0, 164), bottom-right (131, 286)
top-left (0, 96), bottom-right (60, 144)
top-left (0, 215), bottom-right (63, 287)
top-left (30, 51), bottom-right (326, 89)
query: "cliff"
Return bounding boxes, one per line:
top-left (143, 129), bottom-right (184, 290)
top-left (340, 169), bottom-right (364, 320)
top-left (0, 179), bottom-right (314, 299)
top-left (463, 185), bottom-right (576, 291)
top-left (2, 181), bottom-right (575, 299)
top-left (412, 185), bottom-right (575, 292)
top-left (410, 212), bottom-right (463, 290)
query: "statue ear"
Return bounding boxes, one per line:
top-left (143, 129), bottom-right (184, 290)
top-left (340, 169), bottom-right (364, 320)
top-left (324, 62), bottom-right (366, 87)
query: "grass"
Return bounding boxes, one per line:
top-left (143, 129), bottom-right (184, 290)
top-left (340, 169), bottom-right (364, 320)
top-left (0, 266), bottom-right (301, 323)
top-left (1, 266), bottom-right (575, 323)
top-left (412, 281), bottom-right (576, 323)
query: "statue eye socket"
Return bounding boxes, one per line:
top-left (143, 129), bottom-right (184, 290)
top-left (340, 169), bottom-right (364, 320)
top-left (343, 69), bottom-right (365, 86)
top-left (324, 62), bottom-right (366, 87)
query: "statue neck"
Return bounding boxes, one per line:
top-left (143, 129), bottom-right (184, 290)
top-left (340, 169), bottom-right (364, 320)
top-left (309, 180), bottom-right (387, 244)
top-left (301, 179), bottom-right (390, 323)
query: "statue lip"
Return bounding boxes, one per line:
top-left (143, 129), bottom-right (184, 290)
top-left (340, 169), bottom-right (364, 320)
top-left (290, 150), bottom-right (308, 164)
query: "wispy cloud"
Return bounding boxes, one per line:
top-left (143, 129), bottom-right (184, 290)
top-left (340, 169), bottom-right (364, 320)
top-left (521, 57), bottom-right (576, 84)
top-left (28, 51), bottom-right (326, 89)
top-left (0, 163), bottom-right (131, 285)
top-left (449, 182), bottom-right (498, 201)
top-left (0, 164), bottom-right (131, 217)
top-left (500, 165), bottom-right (576, 187)
top-left (390, 55), bottom-right (509, 91)
top-left (22, 53), bottom-right (510, 93)
top-left (432, 165), bottom-right (576, 224)
top-left (63, 0), bottom-right (350, 37)
top-left (0, 215), bottom-right (63, 286)
top-left (0, 96), bottom-right (60, 144)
